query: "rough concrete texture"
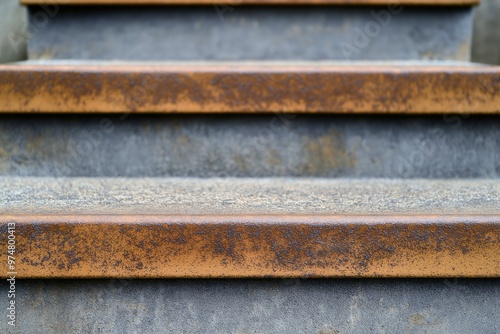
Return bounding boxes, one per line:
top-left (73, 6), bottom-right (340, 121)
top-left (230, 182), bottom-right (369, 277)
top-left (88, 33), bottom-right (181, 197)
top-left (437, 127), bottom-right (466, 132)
top-left (472, 0), bottom-right (500, 65)
top-left (0, 115), bottom-right (498, 178)
top-left (1, 177), bottom-right (500, 215)
top-left (0, 0), bottom-right (27, 63)
top-left (1, 279), bottom-right (499, 333)
top-left (27, 6), bottom-right (473, 61)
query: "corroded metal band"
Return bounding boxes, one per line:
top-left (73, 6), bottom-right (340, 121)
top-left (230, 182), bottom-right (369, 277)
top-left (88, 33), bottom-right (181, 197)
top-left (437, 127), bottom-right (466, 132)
top-left (1, 215), bottom-right (498, 278)
top-left (20, 0), bottom-right (480, 5)
top-left (0, 64), bottom-right (498, 113)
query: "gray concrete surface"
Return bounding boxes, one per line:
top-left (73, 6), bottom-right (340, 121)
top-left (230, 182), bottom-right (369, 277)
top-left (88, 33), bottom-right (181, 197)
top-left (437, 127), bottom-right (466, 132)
top-left (472, 0), bottom-right (500, 65)
top-left (0, 278), bottom-right (499, 333)
top-left (27, 6), bottom-right (473, 61)
top-left (1, 4), bottom-right (497, 334)
top-left (1, 115), bottom-right (498, 178)
top-left (0, 0), bottom-right (27, 63)
top-left (1, 177), bottom-right (499, 215)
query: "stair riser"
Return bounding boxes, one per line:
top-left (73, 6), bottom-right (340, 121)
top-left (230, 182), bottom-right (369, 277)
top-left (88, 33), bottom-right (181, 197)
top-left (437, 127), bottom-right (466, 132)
top-left (27, 6), bottom-right (473, 61)
top-left (1, 115), bottom-right (498, 177)
top-left (1, 279), bottom-right (498, 334)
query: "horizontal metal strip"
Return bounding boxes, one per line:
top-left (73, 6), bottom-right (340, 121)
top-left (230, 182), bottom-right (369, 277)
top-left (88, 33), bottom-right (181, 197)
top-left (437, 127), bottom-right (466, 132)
top-left (20, 0), bottom-right (480, 6)
top-left (0, 62), bottom-right (498, 113)
top-left (0, 214), bottom-right (498, 278)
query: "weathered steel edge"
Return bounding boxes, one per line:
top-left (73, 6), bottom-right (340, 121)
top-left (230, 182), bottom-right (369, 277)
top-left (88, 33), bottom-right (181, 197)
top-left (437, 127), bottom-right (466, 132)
top-left (20, 0), bottom-right (480, 6)
top-left (1, 214), bottom-right (498, 278)
top-left (0, 64), bottom-right (499, 113)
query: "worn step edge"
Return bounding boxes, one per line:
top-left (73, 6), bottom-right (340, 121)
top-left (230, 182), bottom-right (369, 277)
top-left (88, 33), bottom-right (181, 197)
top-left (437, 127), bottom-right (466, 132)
top-left (20, 0), bottom-right (480, 6)
top-left (1, 214), bottom-right (499, 278)
top-left (0, 62), bottom-right (499, 113)
top-left (0, 177), bottom-right (499, 278)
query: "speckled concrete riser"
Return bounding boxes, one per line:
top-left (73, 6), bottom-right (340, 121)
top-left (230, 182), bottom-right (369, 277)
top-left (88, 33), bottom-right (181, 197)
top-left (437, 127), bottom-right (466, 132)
top-left (1, 114), bottom-right (498, 178)
top-left (0, 279), bottom-right (498, 334)
top-left (26, 6), bottom-right (473, 61)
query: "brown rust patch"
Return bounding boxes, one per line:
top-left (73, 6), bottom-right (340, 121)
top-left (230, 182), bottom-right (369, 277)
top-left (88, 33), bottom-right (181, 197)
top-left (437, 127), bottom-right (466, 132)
top-left (319, 328), bottom-right (340, 334)
top-left (30, 48), bottom-right (56, 60)
top-left (456, 40), bottom-right (472, 61)
top-left (409, 313), bottom-right (427, 326)
top-left (0, 146), bottom-right (8, 159)
top-left (233, 154), bottom-right (249, 173)
top-left (302, 129), bottom-right (356, 175)
top-left (0, 64), bottom-right (499, 113)
top-left (265, 148), bottom-right (284, 173)
top-left (20, 0), bottom-right (481, 5)
top-left (25, 134), bottom-right (46, 153)
top-left (175, 134), bottom-right (191, 146)
top-left (0, 214), bottom-right (498, 278)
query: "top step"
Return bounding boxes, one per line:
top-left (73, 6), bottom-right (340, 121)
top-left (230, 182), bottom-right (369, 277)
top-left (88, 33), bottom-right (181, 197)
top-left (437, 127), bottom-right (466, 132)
top-left (21, 0), bottom-right (479, 5)
top-left (1, 61), bottom-right (499, 114)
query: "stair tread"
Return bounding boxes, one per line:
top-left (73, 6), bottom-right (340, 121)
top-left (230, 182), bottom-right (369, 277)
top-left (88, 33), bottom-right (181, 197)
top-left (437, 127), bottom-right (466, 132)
top-left (1, 177), bottom-right (498, 278)
top-left (1, 61), bottom-right (499, 113)
top-left (2, 177), bottom-right (500, 215)
top-left (1, 177), bottom-right (499, 278)
top-left (21, 0), bottom-right (480, 6)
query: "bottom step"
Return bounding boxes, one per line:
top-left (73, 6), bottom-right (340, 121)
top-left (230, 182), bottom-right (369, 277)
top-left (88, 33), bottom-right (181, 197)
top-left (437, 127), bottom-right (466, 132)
top-left (2, 278), bottom-right (499, 334)
top-left (1, 178), bottom-right (499, 278)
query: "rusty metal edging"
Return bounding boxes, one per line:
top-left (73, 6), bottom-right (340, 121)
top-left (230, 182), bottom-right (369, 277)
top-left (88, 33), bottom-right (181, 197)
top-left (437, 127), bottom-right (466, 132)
top-left (20, 0), bottom-right (481, 5)
top-left (0, 64), bottom-right (499, 113)
top-left (1, 214), bottom-right (498, 278)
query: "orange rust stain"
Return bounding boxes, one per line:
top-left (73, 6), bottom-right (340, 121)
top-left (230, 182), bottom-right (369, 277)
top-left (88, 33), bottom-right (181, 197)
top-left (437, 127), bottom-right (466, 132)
top-left (0, 64), bottom-right (499, 114)
top-left (302, 129), bottom-right (356, 175)
top-left (0, 214), bottom-right (498, 278)
top-left (20, 0), bottom-right (481, 5)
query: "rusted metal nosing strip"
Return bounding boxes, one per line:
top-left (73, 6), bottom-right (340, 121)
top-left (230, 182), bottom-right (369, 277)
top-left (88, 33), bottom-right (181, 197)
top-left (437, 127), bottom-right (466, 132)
top-left (0, 64), bottom-right (499, 113)
top-left (1, 214), bottom-right (498, 278)
top-left (20, 0), bottom-right (481, 6)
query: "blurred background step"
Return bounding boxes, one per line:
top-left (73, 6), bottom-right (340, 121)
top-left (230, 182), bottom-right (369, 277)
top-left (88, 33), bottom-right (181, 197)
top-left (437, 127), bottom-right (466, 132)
top-left (2, 113), bottom-right (500, 178)
top-left (0, 278), bottom-right (498, 333)
top-left (1, 177), bottom-right (499, 278)
top-left (21, 0), bottom-right (480, 4)
top-left (24, 4), bottom-right (475, 61)
top-left (1, 61), bottom-right (499, 178)
top-left (1, 61), bottom-right (498, 179)
top-left (1, 61), bottom-right (499, 113)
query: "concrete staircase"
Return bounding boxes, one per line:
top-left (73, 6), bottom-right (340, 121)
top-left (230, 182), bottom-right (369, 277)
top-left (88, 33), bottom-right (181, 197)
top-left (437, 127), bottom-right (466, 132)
top-left (1, 0), bottom-right (499, 333)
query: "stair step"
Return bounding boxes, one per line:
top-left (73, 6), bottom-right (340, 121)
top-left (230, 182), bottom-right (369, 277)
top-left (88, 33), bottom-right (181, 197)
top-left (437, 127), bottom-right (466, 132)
top-left (2, 279), bottom-right (498, 334)
top-left (1, 113), bottom-right (500, 178)
top-left (25, 6), bottom-right (474, 61)
top-left (21, 0), bottom-right (480, 4)
top-left (1, 61), bottom-right (499, 113)
top-left (1, 177), bottom-right (499, 278)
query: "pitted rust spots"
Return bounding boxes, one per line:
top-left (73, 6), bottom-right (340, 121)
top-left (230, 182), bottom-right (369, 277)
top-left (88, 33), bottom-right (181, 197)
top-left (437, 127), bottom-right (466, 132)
top-left (0, 64), bottom-right (499, 113)
top-left (20, 0), bottom-right (482, 5)
top-left (0, 215), bottom-right (498, 278)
